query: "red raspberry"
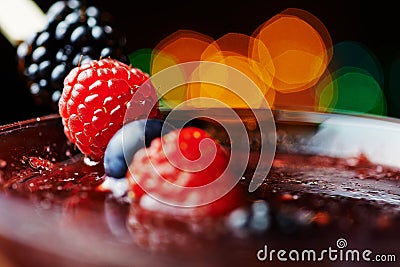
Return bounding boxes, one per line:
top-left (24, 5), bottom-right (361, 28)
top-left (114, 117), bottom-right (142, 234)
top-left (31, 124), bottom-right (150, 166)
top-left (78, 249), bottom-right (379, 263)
top-left (125, 127), bottom-right (245, 250)
top-left (127, 127), bottom-right (245, 218)
top-left (58, 58), bottom-right (160, 161)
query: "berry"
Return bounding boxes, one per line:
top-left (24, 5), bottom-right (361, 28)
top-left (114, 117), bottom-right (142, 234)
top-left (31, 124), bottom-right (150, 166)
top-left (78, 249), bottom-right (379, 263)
top-left (127, 127), bottom-right (245, 217)
top-left (125, 126), bottom-right (246, 250)
top-left (17, 0), bottom-right (128, 113)
top-left (58, 58), bottom-right (160, 162)
top-left (104, 119), bottom-right (175, 179)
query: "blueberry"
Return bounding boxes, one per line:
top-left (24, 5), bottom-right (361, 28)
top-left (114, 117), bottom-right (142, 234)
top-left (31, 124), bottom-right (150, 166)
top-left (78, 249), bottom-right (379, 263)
top-left (104, 119), bottom-right (174, 178)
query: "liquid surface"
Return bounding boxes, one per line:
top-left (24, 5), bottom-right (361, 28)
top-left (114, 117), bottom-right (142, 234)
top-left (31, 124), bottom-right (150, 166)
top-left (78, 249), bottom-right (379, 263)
top-left (1, 152), bottom-right (400, 266)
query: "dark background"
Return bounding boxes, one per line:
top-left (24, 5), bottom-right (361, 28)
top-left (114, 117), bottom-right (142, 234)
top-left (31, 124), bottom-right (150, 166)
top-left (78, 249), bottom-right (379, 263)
top-left (1, 0), bottom-right (400, 125)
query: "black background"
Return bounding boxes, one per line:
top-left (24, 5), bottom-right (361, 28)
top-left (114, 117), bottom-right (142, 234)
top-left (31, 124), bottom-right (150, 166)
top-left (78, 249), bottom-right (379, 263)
top-left (1, 0), bottom-right (400, 125)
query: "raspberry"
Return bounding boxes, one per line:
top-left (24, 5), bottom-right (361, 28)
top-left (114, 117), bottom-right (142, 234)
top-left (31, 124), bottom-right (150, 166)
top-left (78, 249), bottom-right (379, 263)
top-left (127, 127), bottom-right (245, 217)
top-left (17, 0), bottom-right (128, 114)
top-left (59, 58), bottom-right (160, 162)
top-left (125, 126), bottom-right (245, 250)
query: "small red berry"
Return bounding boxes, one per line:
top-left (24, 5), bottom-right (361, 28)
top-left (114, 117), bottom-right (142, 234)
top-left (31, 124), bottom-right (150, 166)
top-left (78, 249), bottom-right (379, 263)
top-left (125, 127), bottom-right (246, 250)
top-left (59, 58), bottom-right (160, 161)
top-left (127, 127), bottom-right (245, 218)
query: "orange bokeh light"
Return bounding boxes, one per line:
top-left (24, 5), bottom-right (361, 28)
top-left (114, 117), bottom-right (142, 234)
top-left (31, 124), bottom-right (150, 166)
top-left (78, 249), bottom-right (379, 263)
top-left (151, 30), bottom-right (215, 107)
top-left (149, 8), bottom-right (334, 111)
top-left (251, 8), bottom-right (332, 95)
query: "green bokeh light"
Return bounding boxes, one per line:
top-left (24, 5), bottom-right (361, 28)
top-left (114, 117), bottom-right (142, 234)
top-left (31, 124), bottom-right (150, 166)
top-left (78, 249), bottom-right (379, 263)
top-left (318, 41), bottom-right (387, 116)
top-left (319, 67), bottom-right (386, 115)
top-left (329, 41), bottom-right (384, 88)
top-left (128, 48), bottom-right (153, 75)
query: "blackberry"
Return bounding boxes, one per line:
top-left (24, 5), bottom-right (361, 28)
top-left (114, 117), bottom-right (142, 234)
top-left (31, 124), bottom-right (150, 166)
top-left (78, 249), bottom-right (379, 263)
top-left (16, 0), bottom-right (129, 114)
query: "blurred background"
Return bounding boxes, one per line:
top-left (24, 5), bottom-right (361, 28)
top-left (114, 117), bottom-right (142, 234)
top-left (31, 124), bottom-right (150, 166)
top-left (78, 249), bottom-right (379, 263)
top-left (1, 0), bottom-right (400, 125)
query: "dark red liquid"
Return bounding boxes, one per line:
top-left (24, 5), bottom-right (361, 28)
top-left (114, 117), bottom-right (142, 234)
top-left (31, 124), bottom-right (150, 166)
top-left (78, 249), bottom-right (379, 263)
top-left (1, 149), bottom-right (400, 266)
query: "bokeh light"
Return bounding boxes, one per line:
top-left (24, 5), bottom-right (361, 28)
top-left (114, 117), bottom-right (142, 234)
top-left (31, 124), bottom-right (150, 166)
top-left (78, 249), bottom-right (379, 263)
top-left (187, 55), bottom-right (274, 108)
top-left (127, 8), bottom-right (390, 117)
top-left (128, 48), bottom-right (152, 75)
top-left (250, 8), bottom-right (332, 94)
top-left (328, 41), bottom-right (384, 87)
top-left (318, 67), bottom-right (386, 115)
top-left (186, 33), bottom-right (275, 108)
top-left (151, 30), bottom-right (214, 108)
top-left (317, 41), bottom-right (386, 115)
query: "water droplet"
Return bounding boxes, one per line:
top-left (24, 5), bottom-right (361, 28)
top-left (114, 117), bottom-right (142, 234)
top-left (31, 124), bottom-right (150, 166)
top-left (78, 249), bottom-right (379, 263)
top-left (84, 156), bottom-right (100, 166)
top-left (0, 159), bottom-right (7, 168)
top-left (376, 165), bottom-right (383, 173)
